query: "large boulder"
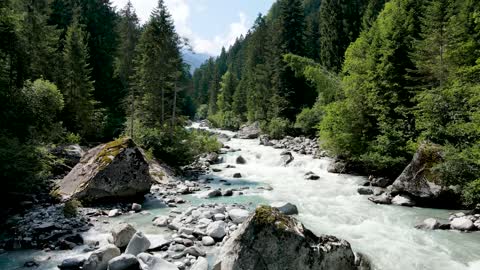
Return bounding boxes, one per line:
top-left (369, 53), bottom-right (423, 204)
top-left (450, 217), bottom-right (475, 231)
top-left (270, 202), bottom-right (298, 215)
top-left (213, 206), bottom-right (356, 270)
top-left (110, 223), bottom-right (137, 248)
top-left (206, 221), bottom-right (227, 239)
top-left (280, 152), bottom-right (294, 166)
top-left (390, 143), bottom-right (461, 208)
top-left (56, 138), bottom-right (152, 203)
top-left (237, 122), bottom-right (261, 139)
top-left (190, 257), bottom-right (209, 270)
top-left (228, 209), bottom-right (250, 224)
top-left (83, 244), bottom-right (121, 270)
top-left (108, 254), bottom-right (139, 270)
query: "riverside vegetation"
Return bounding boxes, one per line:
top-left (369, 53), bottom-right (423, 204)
top-left (0, 0), bottom-right (480, 269)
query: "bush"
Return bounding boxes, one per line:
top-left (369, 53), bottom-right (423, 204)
top-left (267, 118), bottom-right (290, 139)
top-left (463, 179), bottom-right (480, 207)
top-left (195, 104), bottom-right (209, 120)
top-left (294, 103), bottom-right (323, 135)
top-left (134, 125), bottom-right (221, 166)
top-left (63, 199), bottom-right (82, 218)
top-left (208, 111), bottom-right (241, 130)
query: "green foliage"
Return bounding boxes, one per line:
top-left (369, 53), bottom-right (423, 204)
top-left (63, 199), bottom-right (82, 218)
top-left (195, 104), bottom-right (209, 120)
top-left (294, 104), bottom-right (323, 135)
top-left (208, 111), bottom-right (241, 131)
top-left (267, 118), bottom-right (291, 139)
top-left (134, 125), bottom-right (221, 166)
top-left (463, 179), bottom-right (480, 207)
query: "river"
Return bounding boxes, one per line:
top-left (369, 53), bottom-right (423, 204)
top-left (1, 125), bottom-right (480, 270)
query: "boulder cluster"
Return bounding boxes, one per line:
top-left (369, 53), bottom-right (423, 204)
top-left (416, 209), bottom-right (480, 232)
top-left (260, 135), bottom-right (325, 158)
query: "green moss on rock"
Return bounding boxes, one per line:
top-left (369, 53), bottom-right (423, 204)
top-left (253, 205), bottom-right (296, 231)
top-left (97, 137), bottom-right (135, 170)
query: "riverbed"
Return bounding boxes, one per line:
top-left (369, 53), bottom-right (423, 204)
top-left (1, 126), bottom-right (480, 270)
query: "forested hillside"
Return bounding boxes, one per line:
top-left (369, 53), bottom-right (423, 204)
top-left (192, 0), bottom-right (480, 206)
top-left (0, 0), bottom-right (217, 199)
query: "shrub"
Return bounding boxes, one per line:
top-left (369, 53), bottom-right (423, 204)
top-left (267, 118), bottom-right (290, 139)
top-left (195, 104), bottom-right (209, 120)
top-left (63, 199), bottom-right (82, 218)
top-left (208, 111), bottom-right (241, 130)
top-left (463, 179), bottom-right (480, 207)
top-left (294, 103), bottom-right (323, 135)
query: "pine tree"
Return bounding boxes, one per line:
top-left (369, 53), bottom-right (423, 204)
top-left (115, 1), bottom-right (140, 138)
top-left (61, 10), bottom-right (96, 138)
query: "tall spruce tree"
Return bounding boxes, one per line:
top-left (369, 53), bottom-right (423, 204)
top-left (61, 10), bottom-right (96, 138)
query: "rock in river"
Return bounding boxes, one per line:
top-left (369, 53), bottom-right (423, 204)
top-left (237, 122), bottom-right (261, 139)
top-left (270, 202), bottom-right (298, 215)
top-left (83, 244), bottom-right (121, 270)
top-left (110, 223), bottom-right (137, 248)
top-left (137, 253), bottom-right (178, 270)
top-left (125, 232), bottom-right (151, 256)
top-left (228, 209), bottom-right (250, 224)
top-left (56, 138), bottom-right (152, 203)
top-left (213, 206), bottom-right (356, 270)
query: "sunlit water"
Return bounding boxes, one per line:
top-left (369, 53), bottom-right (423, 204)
top-left (2, 124), bottom-right (480, 269)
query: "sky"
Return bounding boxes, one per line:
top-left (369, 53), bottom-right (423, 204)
top-left (110, 0), bottom-right (276, 56)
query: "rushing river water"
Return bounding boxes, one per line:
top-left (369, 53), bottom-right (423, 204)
top-left (2, 125), bottom-right (480, 270)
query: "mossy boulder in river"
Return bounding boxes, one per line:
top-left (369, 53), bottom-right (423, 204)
top-left (56, 138), bottom-right (152, 203)
top-left (213, 206), bottom-right (356, 270)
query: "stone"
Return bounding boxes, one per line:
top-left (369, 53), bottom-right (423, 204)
top-left (391, 195), bottom-right (415, 207)
top-left (327, 160), bottom-right (346, 174)
top-left (109, 209), bottom-right (121, 217)
top-left (184, 246), bottom-right (206, 257)
top-left (83, 244), bottom-right (121, 270)
top-left (368, 193), bottom-right (392, 205)
top-left (125, 232), bottom-right (151, 256)
top-left (415, 218), bottom-right (440, 230)
top-left (132, 203), bottom-right (142, 212)
top-left (137, 253), bottom-right (179, 270)
top-left (111, 223), bottom-right (137, 248)
top-left (153, 217), bottom-right (168, 227)
top-left (206, 221), bottom-right (227, 239)
top-left (227, 209), bottom-right (249, 224)
top-left (214, 213), bottom-right (226, 221)
top-left (305, 172), bottom-right (320, 180)
top-left (390, 142), bottom-right (461, 208)
top-left (179, 227), bottom-right (194, 235)
top-left (280, 152), bottom-right (294, 166)
top-left (222, 189), bottom-right (233, 197)
top-left (201, 236), bottom-right (215, 246)
top-left (213, 206), bottom-right (356, 270)
top-left (270, 202), bottom-right (298, 215)
top-left (357, 187), bottom-right (374, 195)
top-left (200, 189), bottom-right (221, 198)
top-left (58, 257), bottom-right (86, 270)
top-left (190, 257), bottom-right (209, 270)
top-left (57, 138), bottom-right (152, 203)
top-left (108, 254), bottom-right (139, 270)
top-left (370, 177), bottom-right (393, 188)
top-left (233, 173), bottom-right (242, 178)
top-left (450, 217), bottom-right (475, 231)
top-left (236, 156), bottom-right (247, 164)
top-left (237, 122), bottom-right (261, 139)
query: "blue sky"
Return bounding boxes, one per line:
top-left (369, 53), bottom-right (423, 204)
top-left (111, 0), bottom-right (275, 56)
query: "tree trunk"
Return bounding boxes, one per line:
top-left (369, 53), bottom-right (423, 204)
top-left (171, 83), bottom-right (177, 140)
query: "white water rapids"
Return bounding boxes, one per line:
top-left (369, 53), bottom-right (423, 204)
top-left (1, 124), bottom-right (480, 270)
top-left (198, 125), bottom-right (480, 270)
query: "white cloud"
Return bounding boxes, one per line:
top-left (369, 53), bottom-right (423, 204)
top-left (111, 0), bottom-right (250, 56)
top-left (192, 12), bottom-right (249, 55)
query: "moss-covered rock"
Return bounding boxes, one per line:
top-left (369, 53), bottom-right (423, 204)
top-left (56, 138), bottom-right (152, 204)
top-left (214, 206), bottom-right (356, 270)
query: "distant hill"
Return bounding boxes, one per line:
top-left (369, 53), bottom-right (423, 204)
top-left (182, 51), bottom-right (211, 74)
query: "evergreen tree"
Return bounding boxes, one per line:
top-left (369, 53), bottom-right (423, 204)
top-left (61, 11), bottom-right (96, 138)
top-left (115, 1), bottom-right (140, 137)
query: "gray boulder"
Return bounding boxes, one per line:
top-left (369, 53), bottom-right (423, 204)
top-left (56, 138), bottom-right (152, 203)
top-left (137, 253), bottom-right (178, 270)
top-left (125, 232), bottom-right (151, 256)
top-left (58, 257), bottom-right (86, 270)
top-left (233, 173), bottom-right (242, 178)
top-left (228, 209), bottom-right (250, 224)
top-left (206, 221), bottom-right (227, 239)
top-left (357, 187), bottom-right (374, 195)
top-left (415, 218), bottom-right (440, 230)
top-left (237, 122), bottom-right (261, 139)
top-left (200, 189), bottom-right (221, 198)
top-left (327, 160), bottom-right (346, 174)
top-left (111, 223), bottom-right (137, 248)
top-left (370, 177), bottom-right (393, 188)
top-left (390, 142), bottom-right (460, 207)
top-left (450, 217), bottom-right (475, 231)
top-left (108, 254), bottom-right (139, 270)
top-left (259, 135), bottom-right (273, 146)
top-left (280, 152), bottom-right (294, 166)
top-left (270, 202), bottom-right (298, 215)
top-left (368, 193), bottom-right (392, 205)
top-left (83, 244), bottom-right (121, 270)
top-left (213, 206), bottom-right (356, 270)
top-left (201, 236), bottom-right (215, 246)
top-left (190, 257), bottom-right (209, 270)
